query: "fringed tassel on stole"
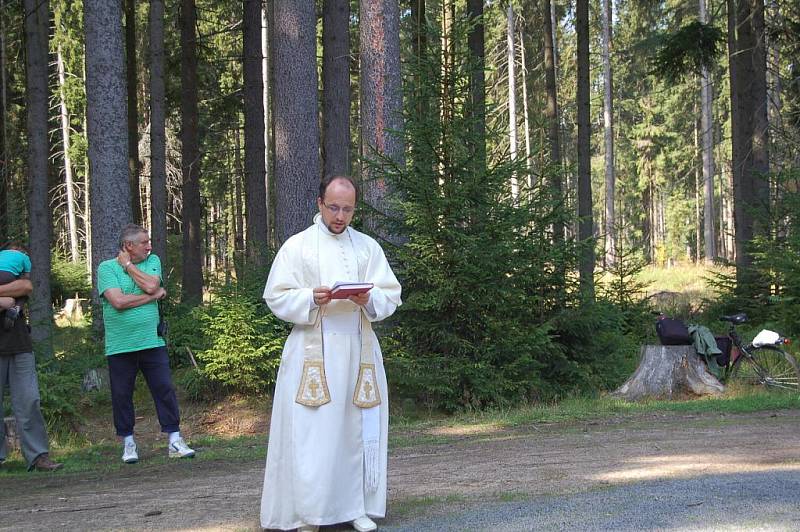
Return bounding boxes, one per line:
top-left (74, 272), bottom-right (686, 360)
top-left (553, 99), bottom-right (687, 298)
top-left (364, 439), bottom-right (380, 492)
top-left (362, 405), bottom-right (380, 492)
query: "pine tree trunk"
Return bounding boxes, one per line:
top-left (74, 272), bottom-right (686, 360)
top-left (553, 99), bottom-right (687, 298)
top-left (729, 0), bottom-right (770, 289)
top-left (576, 0), bottom-right (594, 300)
top-left (359, 0), bottom-right (403, 237)
top-left (56, 47), bottom-right (80, 263)
top-left (700, 0), bottom-right (716, 262)
top-left (180, 0), bottom-right (203, 303)
top-left (85, 0), bottom-right (132, 331)
top-left (543, 0), bottom-right (563, 245)
top-left (23, 0), bottom-right (53, 356)
top-left (243, 0), bottom-right (268, 266)
top-left (0, 2), bottom-right (7, 240)
top-left (601, 0), bottom-right (616, 268)
top-left (466, 0), bottom-right (486, 176)
top-left (149, 0), bottom-right (167, 266)
top-left (233, 126), bottom-right (245, 257)
top-left (519, 30), bottom-right (532, 178)
top-left (322, 0), bottom-right (350, 179)
top-left (506, 5), bottom-right (518, 200)
top-left (125, 0), bottom-right (142, 225)
top-left (273, 0), bottom-right (319, 245)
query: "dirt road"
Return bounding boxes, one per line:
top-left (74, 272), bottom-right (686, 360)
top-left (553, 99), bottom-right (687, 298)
top-left (2, 409), bottom-right (799, 531)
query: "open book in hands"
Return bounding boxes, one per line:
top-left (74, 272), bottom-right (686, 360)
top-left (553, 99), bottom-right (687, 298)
top-left (330, 281), bottom-right (374, 299)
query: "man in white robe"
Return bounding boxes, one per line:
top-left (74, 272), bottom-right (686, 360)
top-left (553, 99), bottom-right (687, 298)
top-left (260, 175), bottom-right (402, 532)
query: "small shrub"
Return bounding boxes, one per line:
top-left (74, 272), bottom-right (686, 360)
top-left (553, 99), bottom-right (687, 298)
top-left (50, 255), bottom-right (91, 305)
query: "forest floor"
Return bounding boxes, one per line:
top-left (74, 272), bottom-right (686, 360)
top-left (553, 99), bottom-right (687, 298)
top-left (2, 405), bottom-right (799, 531)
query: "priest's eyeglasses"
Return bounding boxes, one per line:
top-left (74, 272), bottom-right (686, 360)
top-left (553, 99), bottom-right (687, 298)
top-left (323, 203), bottom-right (355, 215)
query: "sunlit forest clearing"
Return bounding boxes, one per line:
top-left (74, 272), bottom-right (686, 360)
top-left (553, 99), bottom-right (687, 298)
top-left (2, 0), bottom-right (800, 471)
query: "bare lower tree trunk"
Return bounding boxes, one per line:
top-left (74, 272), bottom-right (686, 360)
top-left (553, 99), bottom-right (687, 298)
top-left (519, 30), bottom-right (532, 178)
top-left (506, 5), bottom-right (518, 200)
top-left (243, 0), bottom-right (267, 266)
top-left (149, 0), bottom-right (167, 266)
top-left (700, 0), bottom-right (716, 262)
top-left (85, 0), bottom-right (132, 332)
top-left (466, 0), bottom-right (486, 177)
top-left (180, 0), bottom-right (203, 303)
top-left (125, 0), bottom-right (142, 225)
top-left (576, 0), bottom-right (594, 301)
top-left (56, 47), bottom-right (80, 263)
top-left (0, 1), bottom-right (7, 240)
top-left (359, 0), bottom-right (403, 238)
top-left (543, 0), bottom-right (563, 245)
top-left (23, 0), bottom-right (53, 356)
top-left (601, 0), bottom-right (616, 267)
top-left (322, 0), bottom-right (350, 179)
top-left (273, 0), bottom-right (319, 244)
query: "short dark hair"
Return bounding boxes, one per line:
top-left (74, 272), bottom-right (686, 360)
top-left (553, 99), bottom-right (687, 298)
top-left (1, 240), bottom-right (28, 253)
top-left (319, 175), bottom-right (359, 201)
top-left (119, 224), bottom-right (148, 249)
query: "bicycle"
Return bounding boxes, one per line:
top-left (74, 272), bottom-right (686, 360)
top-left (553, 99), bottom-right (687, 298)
top-left (718, 313), bottom-right (800, 391)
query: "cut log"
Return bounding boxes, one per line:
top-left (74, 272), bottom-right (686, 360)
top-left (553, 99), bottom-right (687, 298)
top-left (612, 345), bottom-right (724, 401)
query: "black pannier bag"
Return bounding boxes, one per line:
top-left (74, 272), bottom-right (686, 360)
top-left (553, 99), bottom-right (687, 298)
top-left (714, 336), bottom-right (732, 366)
top-left (656, 317), bottom-right (692, 345)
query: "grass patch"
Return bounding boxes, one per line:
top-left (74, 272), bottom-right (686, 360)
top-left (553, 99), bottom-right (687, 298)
top-left (389, 494), bottom-right (468, 519)
top-left (389, 388), bottom-right (800, 448)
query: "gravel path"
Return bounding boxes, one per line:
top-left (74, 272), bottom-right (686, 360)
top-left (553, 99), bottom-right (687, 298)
top-left (1, 409), bottom-right (798, 531)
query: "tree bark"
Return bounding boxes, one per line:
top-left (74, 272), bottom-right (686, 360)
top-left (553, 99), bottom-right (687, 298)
top-left (23, 0), bottom-right (53, 356)
top-left (729, 0), bottom-right (770, 289)
top-left (85, 0), bottom-right (132, 331)
top-left (56, 46), bottom-right (80, 263)
top-left (0, 1), bottom-right (7, 241)
top-left (466, 0), bottom-right (486, 176)
top-left (359, 0), bottom-right (404, 237)
top-left (699, 0), bottom-right (716, 262)
top-left (519, 30), bottom-right (532, 178)
top-left (543, 0), bottom-right (563, 245)
top-left (601, 0), bottom-right (616, 267)
top-left (322, 0), bottom-right (350, 179)
top-left (149, 0), bottom-right (168, 266)
top-left (613, 345), bottom-right (724, 401)
top-left (180, 0), bottom-right (203, 303)
top-left (243, 0), bottom-right (267, 266)
top-left (125, 0), bottom-right (142, 225)
top-left (273, 0), bottom-right (319, 245)
top-left (576, 0), bottom-right (595, 301)
top-left (506, 5), bottom-right (519, 201)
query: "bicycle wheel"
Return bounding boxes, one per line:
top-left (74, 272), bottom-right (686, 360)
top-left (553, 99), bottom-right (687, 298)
top-left (730, 346), bottom-right (800, 391)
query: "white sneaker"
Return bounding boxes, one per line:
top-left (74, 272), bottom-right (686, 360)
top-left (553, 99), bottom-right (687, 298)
top-left (168, 437), bottom-right (195, 458)
top-left (351, 515), bottom-right (377, 532)
top-left (122, 441), bottom-right (138, 463)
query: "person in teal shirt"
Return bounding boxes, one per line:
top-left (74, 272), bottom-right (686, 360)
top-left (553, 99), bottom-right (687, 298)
top-left (0, 243), bottom-right (32, 330)
top-left (97, 224), bottom-right (194, 464)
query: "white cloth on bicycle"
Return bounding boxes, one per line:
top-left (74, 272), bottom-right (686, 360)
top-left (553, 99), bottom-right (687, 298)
top-left (752, 329), bottom-right (779, 347)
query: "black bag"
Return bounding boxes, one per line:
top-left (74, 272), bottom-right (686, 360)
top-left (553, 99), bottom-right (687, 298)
top-left (714, 336), bottom-right (732, 366)
top-left (656, 317), bottom-right (691, 345)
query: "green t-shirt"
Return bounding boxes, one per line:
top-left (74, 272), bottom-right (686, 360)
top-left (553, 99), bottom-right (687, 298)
top-left (97, 254), bottom-right (165, 356)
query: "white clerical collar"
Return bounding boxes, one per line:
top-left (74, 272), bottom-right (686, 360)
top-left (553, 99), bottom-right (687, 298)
top-left (314, 213), bottom-right (348, 238)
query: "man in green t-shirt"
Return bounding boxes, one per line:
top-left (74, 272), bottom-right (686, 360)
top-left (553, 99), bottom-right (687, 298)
top-left (97, 224), bottom-right (194, 464)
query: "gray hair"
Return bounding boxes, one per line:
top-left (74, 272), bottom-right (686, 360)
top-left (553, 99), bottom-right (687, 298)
top-left (119, 224), bottom-right (148, 249)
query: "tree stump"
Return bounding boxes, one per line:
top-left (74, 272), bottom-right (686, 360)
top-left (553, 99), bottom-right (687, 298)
top-left (612, 345), bottom-right (724, 401)
top-left (82, 367), bottom-right (110, 392)
top-left (4, 416), bottom-right (20, 452)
